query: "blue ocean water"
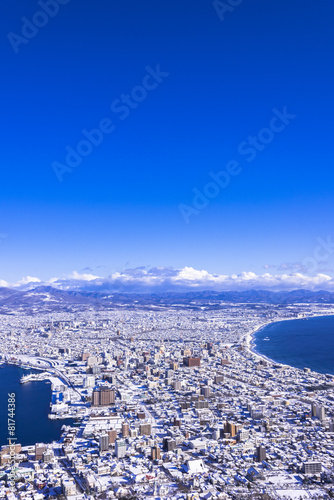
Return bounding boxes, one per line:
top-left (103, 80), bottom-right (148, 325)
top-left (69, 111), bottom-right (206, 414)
top-left (0, 364), bottom-right (73, 447)
top-left (254, 315), bottom-right (334, 375)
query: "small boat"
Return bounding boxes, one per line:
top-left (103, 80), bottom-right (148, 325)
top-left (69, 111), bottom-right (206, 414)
top-left (263, 337), bottom-right (270, 341)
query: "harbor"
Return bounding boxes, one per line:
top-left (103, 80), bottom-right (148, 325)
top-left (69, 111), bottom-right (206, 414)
top-left (20, 371), bottom-right (52, 384)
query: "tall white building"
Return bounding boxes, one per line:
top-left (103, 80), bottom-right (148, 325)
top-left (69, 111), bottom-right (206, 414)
top-left (115, 439), bottom-right (126, 458)
top-left (83, 375), bottom-right (95, 388)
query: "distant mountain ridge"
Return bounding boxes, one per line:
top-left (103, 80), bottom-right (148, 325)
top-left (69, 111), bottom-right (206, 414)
top-left (0, 286), bottom-right (334, 314)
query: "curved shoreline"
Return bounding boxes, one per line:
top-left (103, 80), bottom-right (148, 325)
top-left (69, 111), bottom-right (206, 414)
top-left (242, 313), bottom-right (334, 372)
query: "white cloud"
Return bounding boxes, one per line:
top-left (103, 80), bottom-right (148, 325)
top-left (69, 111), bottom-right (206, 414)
top-left (47, 277), bottom-right (60, 284)
top-left (5, 267), bottom-right (334, 293)
top-left (85, 267), bottom-right (334, 292)
top-left (69, 270), bottom-right (101, 281)
top-left (15, 276), bottom-right (41, 286)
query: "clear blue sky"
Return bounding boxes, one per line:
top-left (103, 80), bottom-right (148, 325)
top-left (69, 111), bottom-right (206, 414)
top-left (0, 0), bottom-right (333, 283)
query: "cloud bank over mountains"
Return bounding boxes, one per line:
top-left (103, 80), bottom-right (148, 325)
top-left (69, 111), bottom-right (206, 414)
top-left (1, 266), bottom-right (334, 293)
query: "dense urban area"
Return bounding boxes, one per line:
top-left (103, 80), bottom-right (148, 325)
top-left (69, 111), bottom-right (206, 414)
top-left (1, 296), bottom-right (334, 500)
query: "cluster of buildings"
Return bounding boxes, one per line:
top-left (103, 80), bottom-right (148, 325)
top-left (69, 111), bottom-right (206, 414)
top-left (0, 301), bottom-right (334, 498)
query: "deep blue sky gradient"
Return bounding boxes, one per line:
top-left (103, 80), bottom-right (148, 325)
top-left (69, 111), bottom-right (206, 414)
top-left (0, 0), bottom-right (333, 281)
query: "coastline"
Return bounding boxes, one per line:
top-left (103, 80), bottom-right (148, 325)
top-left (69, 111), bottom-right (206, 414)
top-left (2, 359), bottom-right (64, 387)
top-left (242, 321), bottom-right (276, 363)
top-left (0, 355), bottom-right (80, 423)
top-left (242, 312), bottom-right (334, 373)
top-left (0, 364), bottom-right (73, 447)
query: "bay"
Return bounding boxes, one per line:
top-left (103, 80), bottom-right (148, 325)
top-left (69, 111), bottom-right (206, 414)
top-left (0, 363), bottom-right (73, 447)
top-left (254, 315), bottom-right (334, 375)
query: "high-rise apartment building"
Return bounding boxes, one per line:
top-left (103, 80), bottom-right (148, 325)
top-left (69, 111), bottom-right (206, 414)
top-left (35, 443), bottom-right (47, 461)
top-left (122, 423), bottom-right (129, 437)
top-left (256, 445), bottom-right (266, 462)
top-left (151, 445), bottom-right (161, 460)
top-left (92, 387), bottom-right (115, 406)
top-left (224, 421), bottom-right (236, 438)
top-left (183, 357), bottom-right (201, 367)
top-left (139, 423), bottom-right (151, 436)
top-left (115, 439), bottom-right (126, 458)
top-left (99, 434), bottom-right (109, 452)
top-left (108, 429), bottom-right (117, 444)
